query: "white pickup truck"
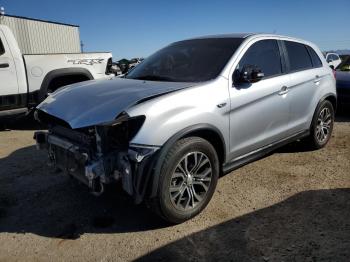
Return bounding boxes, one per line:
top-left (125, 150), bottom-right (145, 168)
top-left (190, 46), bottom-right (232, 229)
top-left (0, 25), bottom-right (113, 117)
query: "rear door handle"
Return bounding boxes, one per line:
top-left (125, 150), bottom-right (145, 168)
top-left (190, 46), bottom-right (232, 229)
top-left (0, 63), bottom-right (9, 68)
top-left (278, 86), bottom-right (289, 96)
top-left (314, 75), bottom-right (321, 84)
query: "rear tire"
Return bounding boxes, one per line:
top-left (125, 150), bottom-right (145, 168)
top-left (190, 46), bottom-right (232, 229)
top-left (306, 100), bottom-right (334, 149)
top-left (150, 137), bottom-right (219, 224)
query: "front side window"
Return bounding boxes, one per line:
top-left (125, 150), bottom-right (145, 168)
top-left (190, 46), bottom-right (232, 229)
top-left (126, 38), bottom-right (243, 82)
top-left (236, 39), bottom-right (282, 78)
top-left (284, 41), bottom-right (313, 72)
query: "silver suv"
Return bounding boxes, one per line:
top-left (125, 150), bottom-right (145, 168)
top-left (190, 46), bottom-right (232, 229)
top-left (34, 34), bottom-right (336, 223)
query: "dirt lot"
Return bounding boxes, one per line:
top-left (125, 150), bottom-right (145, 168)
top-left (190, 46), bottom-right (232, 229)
top-left (0, 115), bottom-right (349, 262)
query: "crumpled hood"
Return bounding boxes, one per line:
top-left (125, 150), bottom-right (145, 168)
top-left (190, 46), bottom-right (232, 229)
top-left (37, 77), bottom-right (196, 129)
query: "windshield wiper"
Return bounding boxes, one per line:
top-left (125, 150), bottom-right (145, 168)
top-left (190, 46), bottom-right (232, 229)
top-left (131, 75), bottom-right (176, 82)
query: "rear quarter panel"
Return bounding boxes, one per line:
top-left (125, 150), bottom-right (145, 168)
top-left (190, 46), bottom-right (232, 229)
top-left (307, 45), bottom-right (336, 124)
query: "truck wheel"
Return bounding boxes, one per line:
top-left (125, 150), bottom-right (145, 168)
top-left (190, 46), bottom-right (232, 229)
top-left (306, 100), bottom-right (334, 149)
top-left (151, 137), bottom-right (219, 224)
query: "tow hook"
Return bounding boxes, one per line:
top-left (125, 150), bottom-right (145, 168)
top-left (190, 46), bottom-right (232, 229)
top-left (85, 160), bottom-right (105, 196)
top-left (89, 177), bottom-right (105, 196)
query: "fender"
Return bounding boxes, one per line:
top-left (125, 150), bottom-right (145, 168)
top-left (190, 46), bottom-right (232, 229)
top-left (38, 67), bottom-right (94, 102)
top-left (148, 123), bottom-right (226, 198)
top-left (319, 92), bottom-right (337, 110)
top-left (308, 92), bottom-right (337, 129)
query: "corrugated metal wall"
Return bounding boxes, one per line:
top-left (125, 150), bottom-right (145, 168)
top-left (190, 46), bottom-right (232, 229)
top-left (1, 15), bottom-right (81, 54)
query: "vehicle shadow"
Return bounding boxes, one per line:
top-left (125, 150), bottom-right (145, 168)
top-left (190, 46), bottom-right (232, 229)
top-left (0, 145), bottom-right (167, 239)
top-left (276, 110), bottom-right (350, 154)
top-left (0, 112), bottom-right (46, 131)
top-left (1, 113), bottom-right (349, 242)
top-left (1, 144), bottom-right (349, 252)
top-left (136, 188), bottom-right (350, 262)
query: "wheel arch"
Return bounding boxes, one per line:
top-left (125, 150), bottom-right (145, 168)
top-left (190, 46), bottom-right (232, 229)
top-left (149, 124), bottom-right (226, 198)
top-left (309, 93), bottom-right (337, 130)
top-left (38, 67), bottom-right (94, 102)
top-left (322, 93), bottom-right (337, 112)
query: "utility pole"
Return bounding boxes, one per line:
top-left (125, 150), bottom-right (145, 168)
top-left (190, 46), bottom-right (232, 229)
top-left (80, 40), bottom-right (84, 53)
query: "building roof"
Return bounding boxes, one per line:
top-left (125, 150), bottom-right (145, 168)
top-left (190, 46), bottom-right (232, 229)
top-left (4, 14), bottom-right (79, 27)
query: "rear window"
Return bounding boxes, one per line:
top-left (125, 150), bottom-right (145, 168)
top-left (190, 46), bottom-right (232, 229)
top-left (307, 46), bottom-right (323, 68)
top-left (0, 38), bottom-right (5, 55)
top-left (284, 41), bottom-right (313, 72)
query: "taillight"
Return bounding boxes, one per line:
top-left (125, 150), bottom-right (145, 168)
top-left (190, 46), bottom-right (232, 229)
top-left (332, 69), bottom-right (336, 80)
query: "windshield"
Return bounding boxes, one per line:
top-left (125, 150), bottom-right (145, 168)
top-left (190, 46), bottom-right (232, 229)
top-left (125, 38), bottom-right (243, 82)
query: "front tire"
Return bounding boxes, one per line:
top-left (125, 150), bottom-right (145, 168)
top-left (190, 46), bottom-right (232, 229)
top-left (151, 137), bottom-right (219, 224)
top-left (306, 100), bottom-right (334, 149)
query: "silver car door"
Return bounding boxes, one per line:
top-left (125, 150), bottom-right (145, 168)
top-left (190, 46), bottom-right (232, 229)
top-left (228, 39), bottom-right (291, 160)
top-left (282, 41), bottom-right (325, 134)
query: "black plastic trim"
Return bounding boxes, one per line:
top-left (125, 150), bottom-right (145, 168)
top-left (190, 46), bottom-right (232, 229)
top-left (0, 93), bottom-right (27, 111)
top-left (0, 90), bottom-right (40, 112)
top-left (0, 107), bottom-right (28, 117)
top-left (318, 92), bottom-right (337, 112)
top-left (277, 40), bottom-right (288, 73)
top-left (38, 67), bottom-right (94, 102)
top-left (149, 124), bottom-right (227, 198)
top-left (222, 130), bottom-right (310, 174)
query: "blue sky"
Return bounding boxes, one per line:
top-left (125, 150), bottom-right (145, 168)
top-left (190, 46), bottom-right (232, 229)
top-left (1, 0), bottom-right (349, 60)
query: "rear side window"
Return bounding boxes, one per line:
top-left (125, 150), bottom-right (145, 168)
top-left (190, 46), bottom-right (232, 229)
top-left (237, 39), bottom-right (282, 78)
top-left (0, 38), bottom-right (5, 55)
top-left (284, 41), bottom-right (313, 72)
top-left (307, 46), bottom-right (323, 68)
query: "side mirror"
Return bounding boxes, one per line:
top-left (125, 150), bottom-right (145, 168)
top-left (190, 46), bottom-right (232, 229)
top-left (327, 59), bottom-right (333, 63)
top-left (234, 64), bottom-right (264, 84)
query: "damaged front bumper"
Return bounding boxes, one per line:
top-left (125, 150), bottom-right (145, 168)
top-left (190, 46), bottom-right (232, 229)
top-left (34, 130), bottom-right (159, 204)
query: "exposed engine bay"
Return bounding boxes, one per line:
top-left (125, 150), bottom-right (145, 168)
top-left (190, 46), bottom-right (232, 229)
top-left (34, 110), bottom-right (159, 204)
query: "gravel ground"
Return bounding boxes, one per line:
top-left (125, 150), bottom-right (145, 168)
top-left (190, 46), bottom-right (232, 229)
top-left (0, 115), bottom-right (349, 262)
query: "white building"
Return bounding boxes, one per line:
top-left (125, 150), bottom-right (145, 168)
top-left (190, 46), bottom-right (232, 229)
top-left (0, 14), bottom-right (81, 54)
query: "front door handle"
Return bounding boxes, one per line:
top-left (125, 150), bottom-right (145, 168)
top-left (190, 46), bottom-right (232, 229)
top-left (0, 63), bottom-right (9, 68)
top-left (278, 86), bottom-right (289, 96)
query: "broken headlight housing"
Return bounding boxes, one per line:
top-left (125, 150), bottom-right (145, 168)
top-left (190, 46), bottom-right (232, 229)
top-left (97, 114), bottom-right (146, 153)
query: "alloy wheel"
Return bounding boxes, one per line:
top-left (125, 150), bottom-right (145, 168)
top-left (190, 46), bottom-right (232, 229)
top-left (316, 107), bottom-right (332, 143)
top-left (169, 151), bottom-right (212, 211)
